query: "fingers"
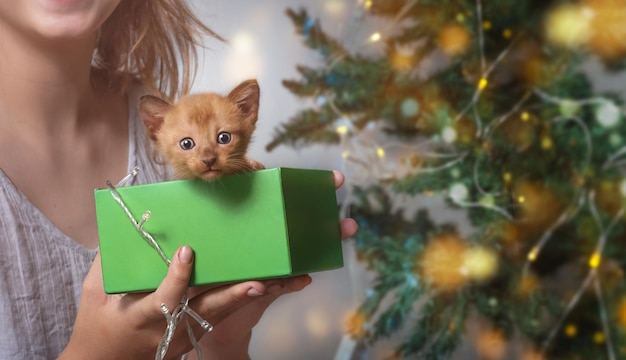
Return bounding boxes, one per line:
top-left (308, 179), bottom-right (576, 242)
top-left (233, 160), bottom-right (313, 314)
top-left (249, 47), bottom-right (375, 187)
top-left (188, 281), bottom-right (270, 326)
top-left (247, 159), bottom-right (265, 170)
top-left (280, 274), bottom-right (312, 292)
top-left (152, 246), bottom-right (195, 311)
top-left (332, 170), bottom-right (358, 239)
top-left (332, 170), bottom-right (345, 189)
top-left (340, 218), bottom-right (358, 240)
top-left (187, 275), bottom-right (312, 332)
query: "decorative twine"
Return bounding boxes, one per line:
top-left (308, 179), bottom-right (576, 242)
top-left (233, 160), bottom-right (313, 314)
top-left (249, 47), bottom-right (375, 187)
top-left (106, 167), bottom-right (213, 360)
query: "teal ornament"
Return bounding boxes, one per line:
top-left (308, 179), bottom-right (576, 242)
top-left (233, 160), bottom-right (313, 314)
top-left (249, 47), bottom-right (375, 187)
top-left (401, 98), bottom-right (420, 117)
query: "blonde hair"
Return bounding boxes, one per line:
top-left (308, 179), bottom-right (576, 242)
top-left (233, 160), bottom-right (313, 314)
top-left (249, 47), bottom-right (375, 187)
top-left (94, 0), bottom-right (222, 101)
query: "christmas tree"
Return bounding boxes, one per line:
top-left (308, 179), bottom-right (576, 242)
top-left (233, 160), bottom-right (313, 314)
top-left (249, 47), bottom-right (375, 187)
top-left (267, 0), bottom-right (626, 359)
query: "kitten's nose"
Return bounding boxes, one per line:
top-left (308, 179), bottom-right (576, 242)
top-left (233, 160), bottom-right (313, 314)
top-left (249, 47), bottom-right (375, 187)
top-left (202, 157), bottom-right (217, 168)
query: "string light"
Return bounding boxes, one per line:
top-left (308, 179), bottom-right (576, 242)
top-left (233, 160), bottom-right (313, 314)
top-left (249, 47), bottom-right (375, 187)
top-left (527, 247), bottom-right (539, 262)
top-left (541, 137), bottom-right (553, 150)
top-left (376, 147), bottom-right (385, 158)
top-left (564, 324), bottom-right (578, 338)
top-left (336, 125), bottom-right (349, 135)
top-left (521, 111), bottom-right (530, 121)
top-left (589, 252), bottom-right (601, 269)
top-left (594, 331), bottom-right (606, 344)
top-left (370, 32), bottom-right (382, 42)
top-left (138, 211), bottom-right (151, 230)
top-left (478, 78), bottom-right (488, 90)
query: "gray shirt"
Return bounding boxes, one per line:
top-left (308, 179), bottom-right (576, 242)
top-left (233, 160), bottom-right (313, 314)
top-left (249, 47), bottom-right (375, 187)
top-left (0, 85), bottom-right (171, 359)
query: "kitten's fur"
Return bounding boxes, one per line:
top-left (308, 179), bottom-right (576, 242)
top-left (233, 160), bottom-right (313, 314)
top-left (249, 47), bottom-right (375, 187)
top-left (139, 79), bottom-right (262, 181)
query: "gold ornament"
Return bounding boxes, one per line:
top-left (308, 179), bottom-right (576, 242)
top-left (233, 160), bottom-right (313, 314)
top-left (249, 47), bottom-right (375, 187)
top-left (345, 310), bottom-right (367, 338)
top-left (585, 0), bottom-right (626, 61)
top-left (419, 234), bottom-right (467, 291)
top-left (545, 4), bottom-right (592, 48)
top-left (514, 181), bottom-right (566, 231)
top-left (438, 24), bottom-right (471, 57)
top-left (461, 247), bottom-right (499, 282)
top-left (391, 44), bottom-right (416, 71)
top-left (475, 330), bottom-right (507, 360)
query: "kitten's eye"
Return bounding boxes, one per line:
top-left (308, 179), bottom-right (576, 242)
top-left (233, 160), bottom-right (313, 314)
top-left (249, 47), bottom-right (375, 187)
top-left (217, 132), bottom-right (232, 145)
top-left (179, 137), bottom-right (195, 150)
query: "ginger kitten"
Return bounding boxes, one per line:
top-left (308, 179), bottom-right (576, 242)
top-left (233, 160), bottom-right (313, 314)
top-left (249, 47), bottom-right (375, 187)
top-left (139, 79), bottom-right (262, 181)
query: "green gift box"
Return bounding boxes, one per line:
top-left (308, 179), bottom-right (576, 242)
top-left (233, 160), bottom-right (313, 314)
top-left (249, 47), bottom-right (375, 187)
top-left (95, 167), bottom-right (344, 294)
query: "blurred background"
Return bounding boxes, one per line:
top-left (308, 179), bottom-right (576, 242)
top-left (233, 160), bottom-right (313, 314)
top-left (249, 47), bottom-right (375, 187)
top-left (189, 1), bottom-right (626, 359)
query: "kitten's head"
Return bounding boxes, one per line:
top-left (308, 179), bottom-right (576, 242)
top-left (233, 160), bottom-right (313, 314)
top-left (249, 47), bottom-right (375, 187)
top-left (139, 79), bottom-right (260, 181)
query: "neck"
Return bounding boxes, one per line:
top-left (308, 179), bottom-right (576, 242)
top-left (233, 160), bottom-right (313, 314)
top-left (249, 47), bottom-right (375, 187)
top-left (0, 24), bottom-right (99, 135)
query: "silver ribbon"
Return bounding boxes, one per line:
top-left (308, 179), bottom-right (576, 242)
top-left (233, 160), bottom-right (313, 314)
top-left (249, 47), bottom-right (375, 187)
top-left (106, 167), bottom-right (213, 360)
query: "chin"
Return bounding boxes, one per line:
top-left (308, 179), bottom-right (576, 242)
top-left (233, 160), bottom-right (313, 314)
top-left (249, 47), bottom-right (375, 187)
top-left (199, 171), bottom-right (222, 182)
top-left (23, 0), bottom-right (120, 40)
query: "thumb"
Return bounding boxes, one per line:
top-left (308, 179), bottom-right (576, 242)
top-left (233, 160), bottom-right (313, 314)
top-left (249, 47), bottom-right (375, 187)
top-left (80, 252), bottom-right (106, 303)
top-left (152, 245), bottom-right (194, 311)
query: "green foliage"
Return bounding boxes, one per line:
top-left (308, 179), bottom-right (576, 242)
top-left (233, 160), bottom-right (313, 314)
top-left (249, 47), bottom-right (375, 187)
top-left (272, 0), bottom-right (626, 358)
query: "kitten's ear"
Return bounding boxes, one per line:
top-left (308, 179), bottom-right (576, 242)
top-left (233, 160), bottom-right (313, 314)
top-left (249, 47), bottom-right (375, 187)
top-left (139, 95), bottom-right (171, 140)
top-left (228, 79), bottom-right (260, 123)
